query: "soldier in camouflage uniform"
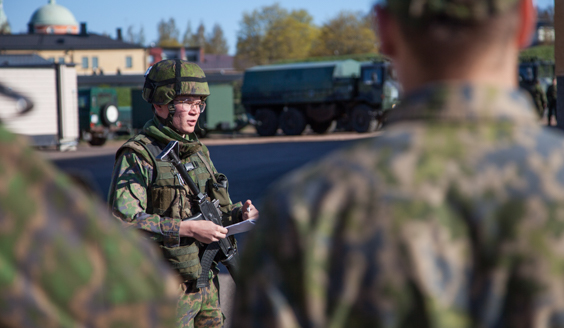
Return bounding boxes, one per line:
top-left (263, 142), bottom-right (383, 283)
top-left (0, 118), bottom-right (178, 325)
top-left (546, 77), bottom-right (557, 126)
top-left (531, 78), bottom-right (548, 118)
top-left (108, 59), bottom-right (259, 327)
top-left (232, 0), bottom-right (564, 327)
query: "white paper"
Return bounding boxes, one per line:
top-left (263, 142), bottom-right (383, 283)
top-left (226, 219), bottom-right (257, 236)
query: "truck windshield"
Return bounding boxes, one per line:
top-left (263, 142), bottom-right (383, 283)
top-left (362, 67), bottom-right (382, 85)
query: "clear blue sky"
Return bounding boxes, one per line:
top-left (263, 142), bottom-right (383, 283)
top-left (5, 0), bottom-right (555, 55)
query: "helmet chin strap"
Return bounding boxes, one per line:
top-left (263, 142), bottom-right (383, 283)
top-left (160, 102), bottom-right (183, 135)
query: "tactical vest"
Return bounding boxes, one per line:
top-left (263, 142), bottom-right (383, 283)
top-left (119, 133), bottom-right (226, 281)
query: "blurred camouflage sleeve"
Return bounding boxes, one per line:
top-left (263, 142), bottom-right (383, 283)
top-left (108, 147), bottom-right (182, 247)
top-left (0, 126), bottom-right (179, 327)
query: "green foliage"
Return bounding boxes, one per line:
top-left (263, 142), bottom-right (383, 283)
top-left (181, 22), bottom-right (228, 54)
top-left (157, 18), bottom-right (180, 47)
top-left (205, 24), bottom-right (229, 55)
top-left (235, 5), bottom-right (380, 69)
top-left (519, 45), bottom-right (555, 62)
top-left (235, 4), bottom-right (319, 68)
top-left (310, 11), bottom-right (378, 57)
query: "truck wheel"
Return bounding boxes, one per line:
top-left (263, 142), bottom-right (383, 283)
top-left (351, 105), bottom-right (378, 133)
top-left (255, 109), bottom-right (279, 136)
top-left (280, 108), bottom-right (306, 136)
top-left (89, 136), bottom-right (107, 146)
top-left (100, 103), bottom-right (119, 127)
top-left (310, 120), bottom-right (335, 134)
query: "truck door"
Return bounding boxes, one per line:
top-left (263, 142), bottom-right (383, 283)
top-left (358, 64), bottom-right (384, 107)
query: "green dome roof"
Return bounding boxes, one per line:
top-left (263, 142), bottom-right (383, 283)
top-left (29, 0), bottom-right (77, 26)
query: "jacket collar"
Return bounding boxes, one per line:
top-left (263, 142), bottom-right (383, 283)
top-left (386, 82), bottom-right (538, 127)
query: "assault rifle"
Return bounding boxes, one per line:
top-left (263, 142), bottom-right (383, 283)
top-left (156, 140), bottom-right (238, 288)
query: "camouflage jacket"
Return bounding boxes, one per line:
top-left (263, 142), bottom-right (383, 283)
top-left (531, 83), bottom-right (547, 117)
top-left (233, 83), bottom-right (564, 328)
top-left (0, 124), bottom-right (179, 327)
top-left (108, 116), bottom-right (242, 248)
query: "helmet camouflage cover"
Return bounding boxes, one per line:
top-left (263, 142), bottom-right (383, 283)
top-left (381, 0), bottom-right (520, 23)
top-left (142, 59), bottom-right (210, 105)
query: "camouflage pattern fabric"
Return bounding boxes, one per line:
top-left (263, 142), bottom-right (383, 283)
top-left (143, 59), bottom-right (210, 105)
top-left (531, 83), bottom-right (547, 118)
top-left (177, 275), bottom-right (224, 328)
top-left (233, 82), bottom-right (564, 328)
top-left (0, 124), bottom-right (179, 327)
top-left (383, 0), bottom-right (520, 23)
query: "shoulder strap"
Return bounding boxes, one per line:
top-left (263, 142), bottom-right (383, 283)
top-left (196, 151), bottom-right (217, 183)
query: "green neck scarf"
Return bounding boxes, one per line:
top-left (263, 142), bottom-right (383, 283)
top-left (143, 115), bottom-right (202, 159)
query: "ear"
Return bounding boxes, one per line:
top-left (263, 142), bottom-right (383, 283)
top-left (517, 0), bottom-right (536, 49)
top-left (374, 5), bottom-right (397, 57)
top-left (153, 103), bottom-right (169, 119)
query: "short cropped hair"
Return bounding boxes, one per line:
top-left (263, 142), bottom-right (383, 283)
top-left (396, 4), bottom-right (520, 74)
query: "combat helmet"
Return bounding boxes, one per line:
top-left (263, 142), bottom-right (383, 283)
top-left (142, 59), bottom-right (210, 109)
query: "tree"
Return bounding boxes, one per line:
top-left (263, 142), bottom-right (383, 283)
top-left (126, 25), bottom-right (145, 45)
top-left (157, 18), bottom-right (180, 47)
top-left (182, 22), bottom-right (194, 47)
top-left (262, 11), bottom-right (318, 62)
top-left (235, 4), bottom-right (318, 67)
top-left (310, 11), bottom-right (377, 57)
top-left (205, 24), bottom-right (229, 55)
top-left (188, 23), bottom-right (206, 49)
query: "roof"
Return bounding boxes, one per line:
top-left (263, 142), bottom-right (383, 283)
top-left (246, 59), bottom-right (358, 72)
top-left (0, 54), bottom-right (52, 67)
top-left (0, 33), bottom-right (143, 51)
top-left (29, 0), bottom-right (78, 26)
top-left (199, 54), bottom-right (235, 72)
top-left (246, 59), bottom-right (361, 78)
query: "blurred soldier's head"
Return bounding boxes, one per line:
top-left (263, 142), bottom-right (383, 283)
top-left (373, 0), bottom-right (536, 92)
top-left (142, 59), bottom-right (209, 135)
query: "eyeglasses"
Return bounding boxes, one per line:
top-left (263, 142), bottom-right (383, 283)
top-left (173, 99), bottom-right (206, 113)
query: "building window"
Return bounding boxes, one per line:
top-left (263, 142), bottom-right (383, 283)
top-left (82, 57), bottom-right (89, 68)
top-left (58, 57), bottom-right (65, 64)
top-left (92, 57), bottom-right (99, 70)
top-left (47, 57), bottom-right (55, 63)
top-left (126, 56), bottom-right (132, 68)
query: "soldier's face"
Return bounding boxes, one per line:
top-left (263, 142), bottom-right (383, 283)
top-left (154, 95), bottom-right (202, 135)
top-left (170, 95), bottom-right (202, 135)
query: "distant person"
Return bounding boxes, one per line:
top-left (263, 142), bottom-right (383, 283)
top-left (531, 78), bottom-right (548, 118)
top-left (232, 0), bottom-right (564, 327)
top-left (107, 59), bottom-right (259, 327)
top-left (0, 85), bottom-right (178, 327)
top-left (547, 76), bottom-right (557, 126)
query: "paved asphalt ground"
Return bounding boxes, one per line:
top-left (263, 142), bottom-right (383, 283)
top-left (39, 130), bottom-right (379, 327)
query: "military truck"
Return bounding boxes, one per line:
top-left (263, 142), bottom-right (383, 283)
top-left (241, 59), bottom-right (399, 136)
top-left (78, 87), bottom-right (126, 146)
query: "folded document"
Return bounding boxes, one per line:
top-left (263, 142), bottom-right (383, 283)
top-left (226, 219), bottom-right (257, 236)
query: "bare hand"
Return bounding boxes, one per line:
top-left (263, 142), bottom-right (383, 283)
top-left (179, 220), bottom-right (228, 244)
top-left (242, 200), bottom-right (259, 221)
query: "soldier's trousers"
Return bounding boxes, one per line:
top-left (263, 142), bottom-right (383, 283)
top-left (177, 274), bottom-right (224, 328)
